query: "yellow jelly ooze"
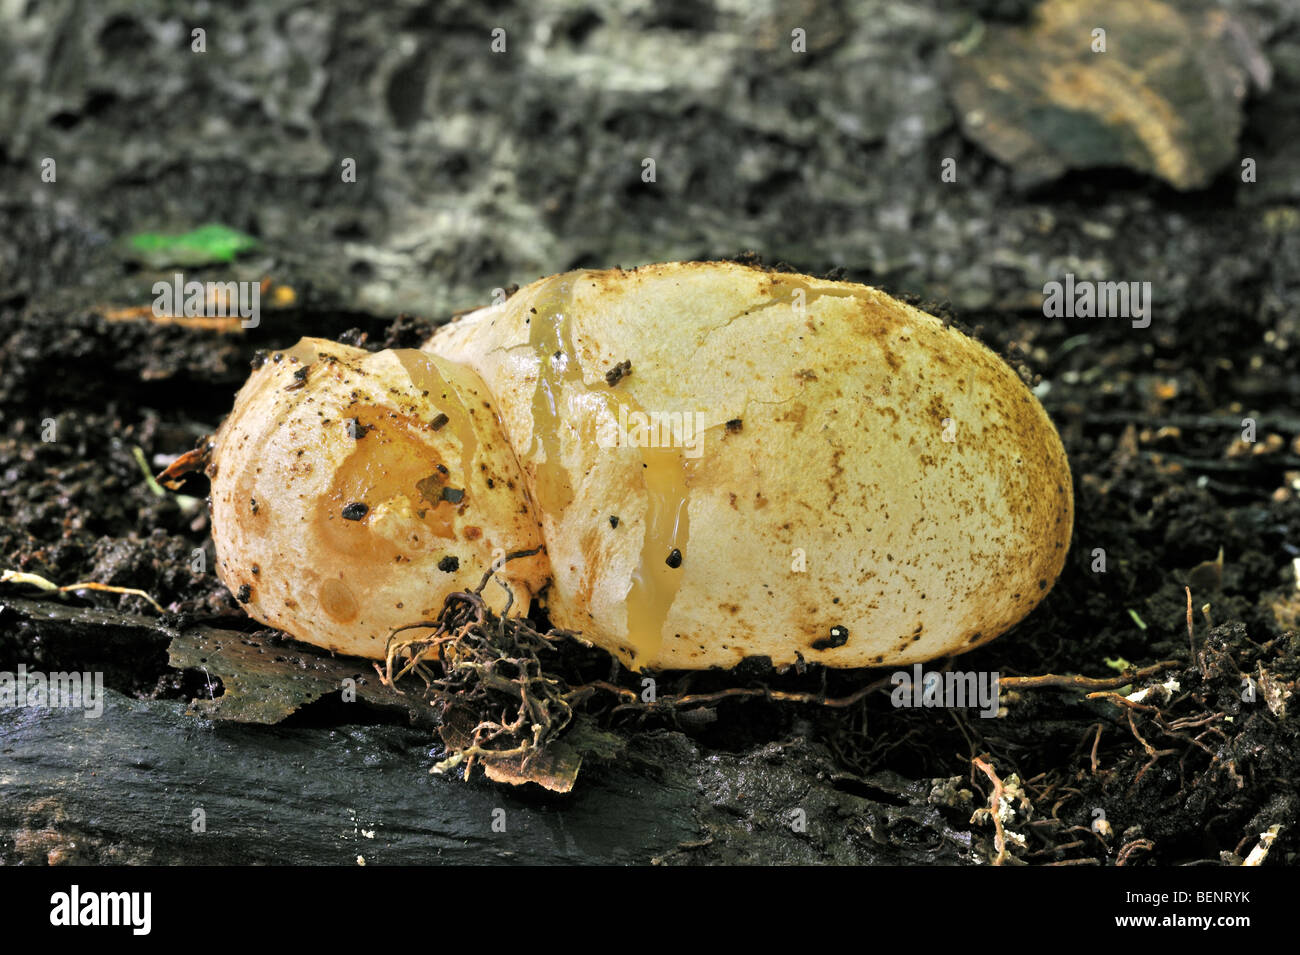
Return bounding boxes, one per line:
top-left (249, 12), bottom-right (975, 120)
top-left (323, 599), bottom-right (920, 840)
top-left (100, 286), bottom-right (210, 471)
top-left (525, 272), bottom-right (692, 665)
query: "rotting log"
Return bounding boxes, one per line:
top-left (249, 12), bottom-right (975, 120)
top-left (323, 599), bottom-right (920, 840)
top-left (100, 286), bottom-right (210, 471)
top-left (1, 598), bottom-right (976, 865)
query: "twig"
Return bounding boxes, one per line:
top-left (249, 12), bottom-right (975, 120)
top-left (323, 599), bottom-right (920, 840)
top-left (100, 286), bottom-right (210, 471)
top-left (1127, 710), bottom-right (1177, 785)
top-left (1000, 661), bottom-right (1180, 691)
top-left (0, 569), bottom-right (164, 614)
top-left (579, 674), bottom-right (896, 711)
top-left (972, 755), bottom-right (1010, 866)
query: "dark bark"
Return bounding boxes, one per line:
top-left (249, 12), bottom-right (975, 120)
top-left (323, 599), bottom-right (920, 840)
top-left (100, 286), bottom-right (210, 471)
top-left (1, 685), bottom-right (973, 865)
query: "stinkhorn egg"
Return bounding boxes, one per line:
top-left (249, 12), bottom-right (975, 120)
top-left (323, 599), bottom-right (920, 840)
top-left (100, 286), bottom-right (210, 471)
top-left (207, 261), bottom-right (1073, 670)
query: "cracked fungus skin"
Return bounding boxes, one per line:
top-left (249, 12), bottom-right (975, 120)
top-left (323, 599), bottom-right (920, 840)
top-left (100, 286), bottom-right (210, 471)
top-left (210, 262), bottom-right (1073, 671)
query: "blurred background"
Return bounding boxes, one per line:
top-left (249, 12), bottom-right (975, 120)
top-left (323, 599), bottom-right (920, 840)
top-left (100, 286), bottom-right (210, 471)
top-left (1, 0), bottom-right (1293, 319)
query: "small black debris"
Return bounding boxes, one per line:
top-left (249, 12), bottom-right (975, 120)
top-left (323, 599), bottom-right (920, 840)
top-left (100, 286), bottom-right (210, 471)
top-left (666, 548), bottom-right (683, 568)
top-left (342, 502), bottom-right (369, 521)
top-left (605, 359), bottom-right (632, 386)
top-left (811, 625), bottom-right (850, 651)
top-left (285, 364), bottom-right (311, 390)
top-left (438, 555), bottom-right (460, 573)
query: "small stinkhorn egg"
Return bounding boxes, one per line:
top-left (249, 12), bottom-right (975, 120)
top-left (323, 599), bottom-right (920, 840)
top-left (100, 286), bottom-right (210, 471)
top-left (207, 338), bottom-right (548, 659)
top-left (208, 262), bottom-right (1073, 671)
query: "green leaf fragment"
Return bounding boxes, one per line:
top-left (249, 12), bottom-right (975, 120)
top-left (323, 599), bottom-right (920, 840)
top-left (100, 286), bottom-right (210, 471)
top-left (126, 224), bottom-right (259, 266)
